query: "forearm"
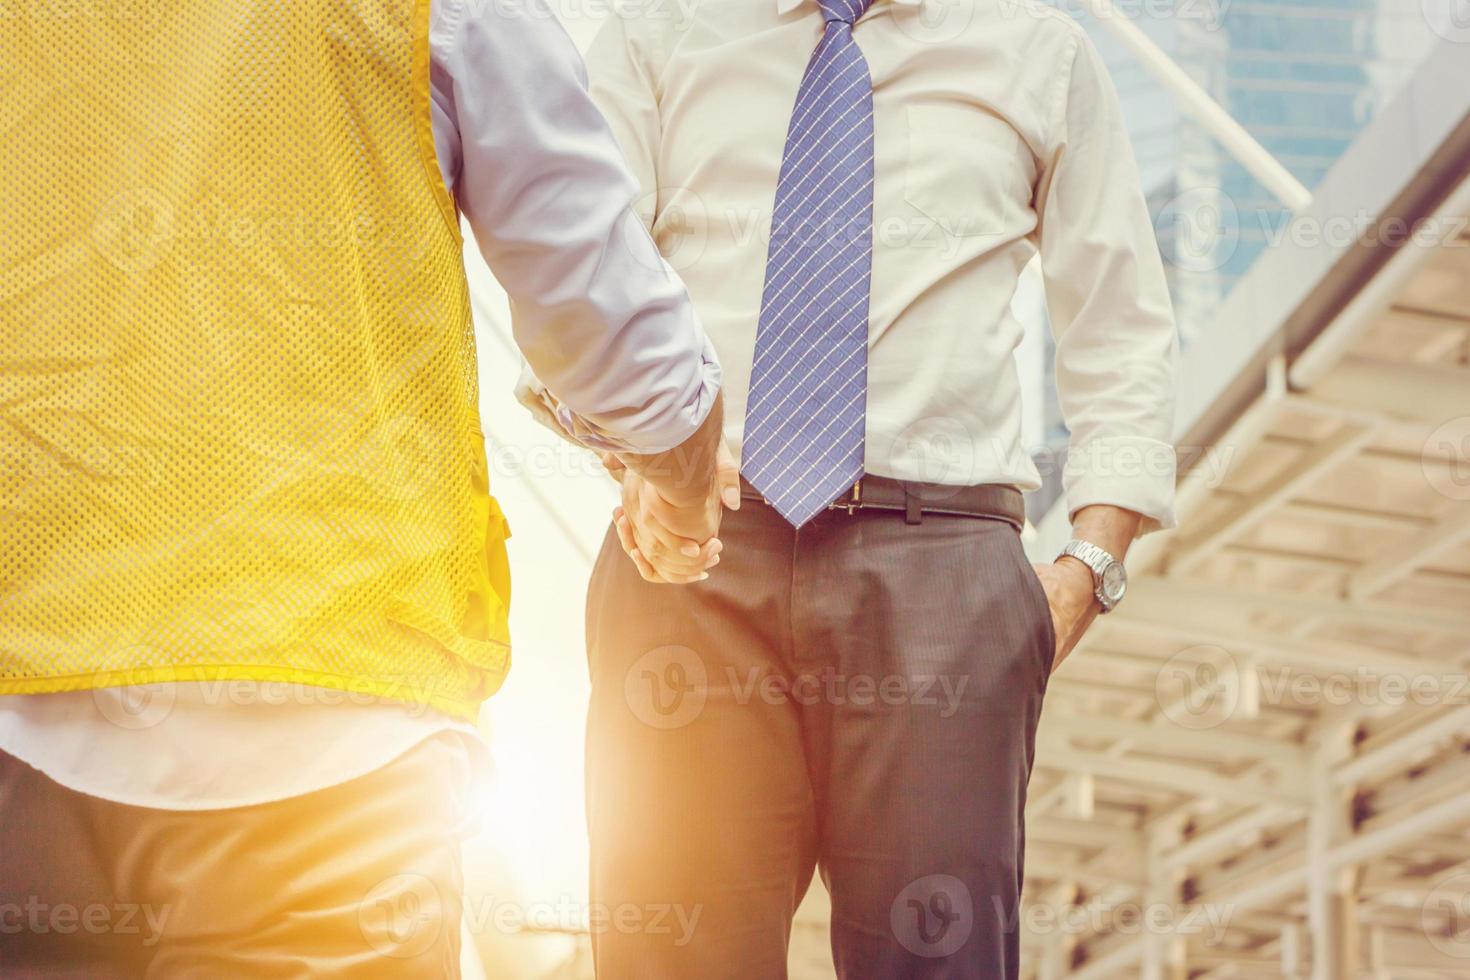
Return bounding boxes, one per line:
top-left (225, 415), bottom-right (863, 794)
top-left (1038, 503), bottom-right (1143, 671)
top-left (1068, 504), bottom-right (1143, 565)
top-left (619, 393), bottom-right (725, 507)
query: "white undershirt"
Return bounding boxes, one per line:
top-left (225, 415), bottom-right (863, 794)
top-left (0, 685), bottom-right (482, 811)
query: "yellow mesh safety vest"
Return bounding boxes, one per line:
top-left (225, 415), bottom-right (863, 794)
top-left (0, 0), bottom-right (510, 719)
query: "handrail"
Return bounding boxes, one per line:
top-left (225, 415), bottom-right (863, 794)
top-left (1081, 0), bottom-right (1315, 213)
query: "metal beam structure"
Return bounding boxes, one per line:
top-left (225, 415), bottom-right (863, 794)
top-left (1017, 35), bottom-right (1470, 976)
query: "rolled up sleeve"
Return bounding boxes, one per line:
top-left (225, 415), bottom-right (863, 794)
top-left (441, 0), bottom-right (720, 454)
top-left (1035, 28), bottom-right (1180, 534)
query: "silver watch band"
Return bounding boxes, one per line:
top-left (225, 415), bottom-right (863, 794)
top-left (1058, 539), bottom-right (1124, 613)
top-left (1060, 539), bottom-right (1113, 576)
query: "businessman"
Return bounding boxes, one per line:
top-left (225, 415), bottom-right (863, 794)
top-left (0, 0), bottom-right (724, 974)
top-left (565, 0), bottom-right (1180, 975)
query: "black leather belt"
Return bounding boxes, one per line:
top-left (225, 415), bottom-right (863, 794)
top-left (740, 475), bottom-right (1025, 530)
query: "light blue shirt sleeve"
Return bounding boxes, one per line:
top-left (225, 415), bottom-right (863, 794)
top-left (427, 0), bottom-right (721, 455)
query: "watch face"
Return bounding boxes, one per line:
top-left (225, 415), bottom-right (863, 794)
top-left (1101, 562), bottom-right (1128, 603)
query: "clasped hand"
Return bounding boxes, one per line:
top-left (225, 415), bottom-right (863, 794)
top-left (605, 443), bottom-right (741, 585)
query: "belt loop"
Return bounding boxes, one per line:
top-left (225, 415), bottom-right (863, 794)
top-left (904, 486), bottom-right (923, 526)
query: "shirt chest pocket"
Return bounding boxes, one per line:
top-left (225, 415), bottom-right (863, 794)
top-left (903, 105), bottom-right (1027, 239)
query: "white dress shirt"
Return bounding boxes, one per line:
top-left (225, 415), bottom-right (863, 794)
top-left (0, 0), bottom-right (719, 809)
top-left (565, 0), bottom-right (1179, 531)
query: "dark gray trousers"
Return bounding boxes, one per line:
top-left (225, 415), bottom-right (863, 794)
top-left (585, 498), bottom-right (1056, 979)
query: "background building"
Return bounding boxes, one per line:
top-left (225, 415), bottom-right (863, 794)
top-left (1028, 0), bottom-right (1464, 520)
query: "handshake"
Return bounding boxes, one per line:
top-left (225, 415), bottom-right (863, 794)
top-left (604, 394), bottom-right (741, 585)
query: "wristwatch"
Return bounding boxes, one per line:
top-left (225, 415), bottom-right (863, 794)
top-left (1057, 539), bottom-right (1127, 614)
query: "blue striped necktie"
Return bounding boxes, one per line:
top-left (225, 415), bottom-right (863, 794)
top-left (740, 0), bottom-right (875, 528)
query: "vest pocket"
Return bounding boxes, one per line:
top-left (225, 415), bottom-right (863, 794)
top-left (462, 428), bottom-right (512, 655)
top-left (385, 429), bottom-right (512, 684)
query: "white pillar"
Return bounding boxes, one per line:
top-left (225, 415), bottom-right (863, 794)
top-left (1308, 721), bottom-right (1359, 980)
top-left (1142, 818), bottom-right (1189, 980)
